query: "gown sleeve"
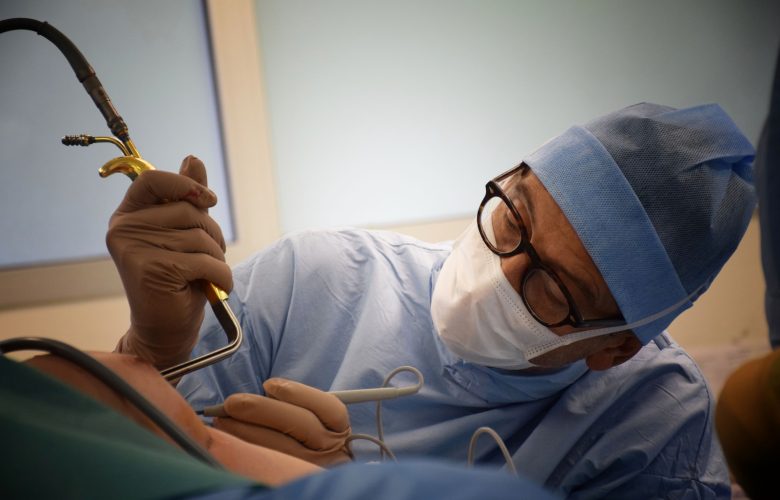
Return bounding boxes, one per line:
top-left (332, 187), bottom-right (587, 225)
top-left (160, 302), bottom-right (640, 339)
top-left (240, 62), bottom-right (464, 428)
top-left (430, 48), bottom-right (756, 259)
top-left (176, 236), bottom-right (302, 407)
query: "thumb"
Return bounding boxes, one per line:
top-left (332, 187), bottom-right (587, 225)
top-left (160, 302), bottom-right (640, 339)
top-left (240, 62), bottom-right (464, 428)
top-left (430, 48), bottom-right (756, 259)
top-left (179, 155), bottom-right (209, 187)
top-left (263, 378), bottom-right (350, 433)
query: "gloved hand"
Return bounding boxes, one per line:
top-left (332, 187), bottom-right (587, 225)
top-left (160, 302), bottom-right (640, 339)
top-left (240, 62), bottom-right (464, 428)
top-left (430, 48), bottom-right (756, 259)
top-left (109, 155), bottom-right (233, 370)
top-left (213, 378), bottom-right (353, 467)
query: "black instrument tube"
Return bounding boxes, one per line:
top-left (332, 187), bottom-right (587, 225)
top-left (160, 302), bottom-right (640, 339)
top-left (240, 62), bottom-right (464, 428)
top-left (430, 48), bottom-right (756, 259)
top-left (0, 18), bottom-right (129, 141)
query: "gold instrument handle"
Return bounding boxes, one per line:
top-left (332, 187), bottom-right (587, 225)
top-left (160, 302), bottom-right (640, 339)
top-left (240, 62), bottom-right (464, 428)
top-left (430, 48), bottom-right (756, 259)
top-left (98, 155), bottom-right (156, 181)
top-left (95, 143), bottom-right (242, 381)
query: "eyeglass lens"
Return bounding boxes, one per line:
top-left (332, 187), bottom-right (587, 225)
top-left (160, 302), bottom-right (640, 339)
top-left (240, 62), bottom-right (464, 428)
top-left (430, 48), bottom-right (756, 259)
top-left (479, 192), bottom-right (570, 325)
top-left (479, 196), bottom-right (522, 253)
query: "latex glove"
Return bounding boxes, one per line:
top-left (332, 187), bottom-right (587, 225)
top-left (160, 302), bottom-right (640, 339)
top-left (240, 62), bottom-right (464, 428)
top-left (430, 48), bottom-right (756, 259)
top-left (109, 156), bottom-right (233, 370)
top-left (213, 378), bottom-right (353, 467)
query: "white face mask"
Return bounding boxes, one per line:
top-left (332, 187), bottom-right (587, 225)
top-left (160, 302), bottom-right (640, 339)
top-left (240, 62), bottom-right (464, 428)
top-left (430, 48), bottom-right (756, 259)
top-left (431, 217), bottom-right (642, 370)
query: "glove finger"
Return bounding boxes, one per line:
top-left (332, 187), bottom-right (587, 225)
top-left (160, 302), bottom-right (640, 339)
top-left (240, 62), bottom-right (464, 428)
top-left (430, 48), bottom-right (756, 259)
top-left (264, 378), bottom-right (350, 433)
top-left (118, 169), bottom-right (217, 213)
top-left (156, 228), bottom-right (227, 262)
top-left (179, 155), bottom-right (208, 187)
top-left (214, 417), bottom-right (350, 467)
top-left (166, 251), bottom-right (234, 293)
top-left (117, 202), bottom-right (226, 253)
top-left (125, 227), bottom-right (226, 263)
top-left (117, 248), bottom-right (233, 302)
top-left (222, 393), bottom-right (349, 450)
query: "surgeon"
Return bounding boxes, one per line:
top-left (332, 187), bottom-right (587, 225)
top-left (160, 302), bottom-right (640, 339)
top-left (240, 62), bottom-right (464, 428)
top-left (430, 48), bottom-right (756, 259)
top-left (108, 102), bottom-right (755, 498)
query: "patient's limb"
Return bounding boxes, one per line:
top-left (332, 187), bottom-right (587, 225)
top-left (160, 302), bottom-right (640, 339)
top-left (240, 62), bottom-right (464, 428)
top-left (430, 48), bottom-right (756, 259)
top-left (24, 351), bottom-right (321, 486)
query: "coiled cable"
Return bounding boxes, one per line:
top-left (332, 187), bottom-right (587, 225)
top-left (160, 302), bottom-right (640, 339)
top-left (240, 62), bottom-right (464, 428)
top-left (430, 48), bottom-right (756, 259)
top-left (345, 365), bottom-right (423, 461)
top-left (467, 426), bottom-right (518, 475)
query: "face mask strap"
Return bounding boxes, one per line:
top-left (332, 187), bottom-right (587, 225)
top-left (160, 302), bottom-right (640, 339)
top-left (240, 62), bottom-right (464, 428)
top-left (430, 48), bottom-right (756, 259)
top-left (524, 285), bottom-right (702, 359)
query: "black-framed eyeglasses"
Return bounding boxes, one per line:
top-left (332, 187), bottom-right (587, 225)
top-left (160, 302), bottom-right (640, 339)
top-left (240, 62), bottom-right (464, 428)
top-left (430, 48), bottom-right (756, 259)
top-left (477, 163), bottom-right (625, 329)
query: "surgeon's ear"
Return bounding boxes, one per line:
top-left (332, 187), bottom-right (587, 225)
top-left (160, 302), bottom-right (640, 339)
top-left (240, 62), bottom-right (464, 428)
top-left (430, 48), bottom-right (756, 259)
top-left (585, 332), bottom-right (642, 371)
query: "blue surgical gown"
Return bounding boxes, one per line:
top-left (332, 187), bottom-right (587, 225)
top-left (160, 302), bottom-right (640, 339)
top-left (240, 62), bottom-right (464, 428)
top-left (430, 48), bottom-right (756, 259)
top-left (178, 229), bottom-right (730, 499)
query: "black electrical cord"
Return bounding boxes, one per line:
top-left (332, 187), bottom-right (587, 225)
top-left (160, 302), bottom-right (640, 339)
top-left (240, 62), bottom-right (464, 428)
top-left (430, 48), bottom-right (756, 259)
top-left (0, 337), bottom-right (223, 469)
top-left (0, 18), bottom-right (129, 141)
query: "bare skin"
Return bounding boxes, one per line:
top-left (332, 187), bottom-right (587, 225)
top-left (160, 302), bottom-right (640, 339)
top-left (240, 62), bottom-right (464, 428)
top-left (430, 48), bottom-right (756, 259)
top-left (24, 352), bottom-right (321, 486)
top-left (493, 165), bottom-right (642, 371)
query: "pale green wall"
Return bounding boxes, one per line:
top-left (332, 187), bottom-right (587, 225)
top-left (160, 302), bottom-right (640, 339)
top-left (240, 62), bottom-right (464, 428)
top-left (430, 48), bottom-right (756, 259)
top-left (256, 0), bottom-right (780, 232)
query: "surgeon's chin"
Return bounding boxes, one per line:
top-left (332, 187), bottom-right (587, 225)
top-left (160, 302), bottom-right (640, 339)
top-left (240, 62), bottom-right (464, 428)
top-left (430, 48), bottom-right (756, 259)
top-left (492, 347), bottom-right (583, 375)
top-left (510, 364), bottom-right (566, 374)
top-left (526, 342), bottom-right (591, 370)
top-left (527, 332), bottom-right (641, 372)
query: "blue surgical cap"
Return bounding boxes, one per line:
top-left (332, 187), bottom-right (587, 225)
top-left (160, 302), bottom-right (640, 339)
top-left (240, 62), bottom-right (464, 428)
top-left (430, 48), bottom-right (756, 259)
top-left (524, 103), bottom-right (756, 344)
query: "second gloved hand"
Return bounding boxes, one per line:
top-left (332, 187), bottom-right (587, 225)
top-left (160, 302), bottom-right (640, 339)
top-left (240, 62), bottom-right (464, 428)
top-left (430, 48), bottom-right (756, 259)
top-left (109, 156), bottom-right (233, 370)
top-left (213, 378), bottom-right (353, 467)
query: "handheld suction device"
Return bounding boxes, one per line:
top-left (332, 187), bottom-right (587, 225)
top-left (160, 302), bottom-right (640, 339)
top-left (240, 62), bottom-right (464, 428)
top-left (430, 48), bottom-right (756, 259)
top-left (0, 18), bottom-right (242, 381)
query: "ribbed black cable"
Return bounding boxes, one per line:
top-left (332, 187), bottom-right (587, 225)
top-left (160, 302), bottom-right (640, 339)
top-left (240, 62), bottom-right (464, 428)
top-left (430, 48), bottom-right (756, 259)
top-left (0, 18), bottom-right (130, 140)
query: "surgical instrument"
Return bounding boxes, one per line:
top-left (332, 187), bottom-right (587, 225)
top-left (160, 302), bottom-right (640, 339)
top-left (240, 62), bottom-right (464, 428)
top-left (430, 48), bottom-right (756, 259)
top-left (195, 366), bottom-right (423, 462)
top-left (197, 365), bottom-right (424, 416)
top-left (198, 383), bottom-right (424, 417)
top-left (0, 18), bottom-right (242, 381)
top-left (467, 427), bottom-right (518, 476)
